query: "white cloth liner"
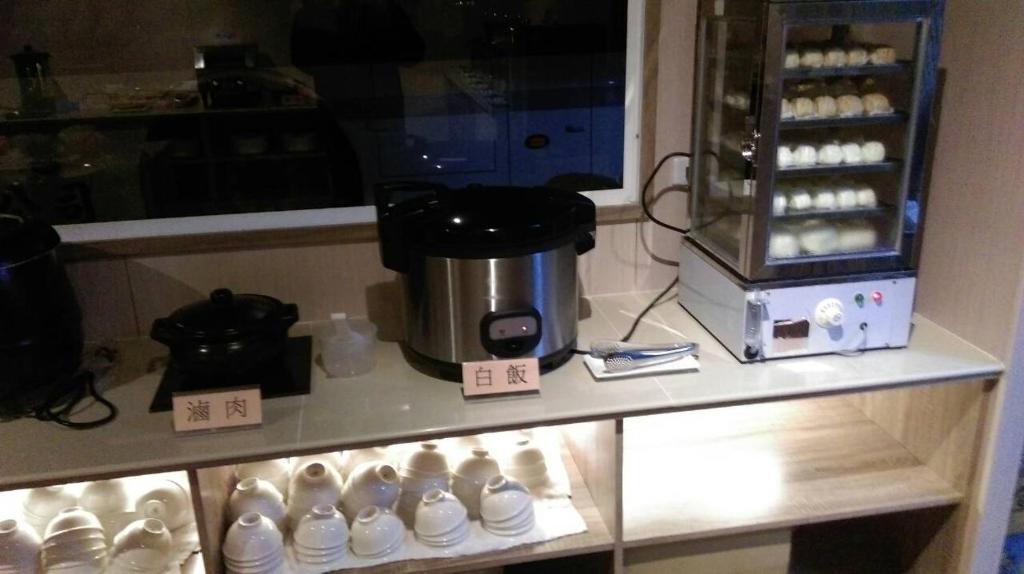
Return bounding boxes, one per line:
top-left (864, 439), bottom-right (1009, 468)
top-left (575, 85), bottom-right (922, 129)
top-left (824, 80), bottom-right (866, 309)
top-left (281, 427), bottom-right (587, 572)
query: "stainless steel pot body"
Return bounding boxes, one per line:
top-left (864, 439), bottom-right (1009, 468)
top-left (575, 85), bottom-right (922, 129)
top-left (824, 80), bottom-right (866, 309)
top-left (402, 243), bottom-right (579, 365)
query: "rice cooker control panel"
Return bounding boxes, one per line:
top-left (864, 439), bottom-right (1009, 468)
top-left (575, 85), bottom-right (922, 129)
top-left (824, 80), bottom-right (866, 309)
top-left (480, 308), bottom-right (543, 358)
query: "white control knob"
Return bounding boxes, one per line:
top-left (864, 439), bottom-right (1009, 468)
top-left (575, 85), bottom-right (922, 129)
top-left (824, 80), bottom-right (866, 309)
top-left (814, 298), bottom-right (845, 328)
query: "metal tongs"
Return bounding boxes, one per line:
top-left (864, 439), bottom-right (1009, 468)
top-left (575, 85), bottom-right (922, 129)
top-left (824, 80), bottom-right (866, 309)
top-left (589, 340), bottom-right (699, 373)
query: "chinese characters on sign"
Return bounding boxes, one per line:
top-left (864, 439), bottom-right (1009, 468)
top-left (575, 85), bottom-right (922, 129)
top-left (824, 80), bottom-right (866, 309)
top-left (507, 364), bottom-right (529, 385)
top-left (226, 397), bottom-right (248, 419)
top-left (186, 399), bottom-right (210, 423)
top-left (462, 358), bottom-right (541, 397)
top-left (172, 387), bottom-right (262, 432)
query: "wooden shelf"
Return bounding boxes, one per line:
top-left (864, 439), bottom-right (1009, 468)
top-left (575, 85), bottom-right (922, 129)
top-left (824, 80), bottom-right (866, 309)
top-left (335, 443), bottom-right (614, 573)
top-left (773, 204), bottom-right (893, 222)
top-left (776, 160), bottom-right (901, 178)
top-left (0, 293), bottom-right (1002, 490)
top-left (779, 112), bottom-right (907, 130)
top-left (622, 397), bottom-right (962, 548)
top-left (782, 61), bottom-right (911, 80)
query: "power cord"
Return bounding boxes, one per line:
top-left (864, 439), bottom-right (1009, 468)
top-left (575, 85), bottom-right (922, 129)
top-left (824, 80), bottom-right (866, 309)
top-left (640, 151), bottom-right (692, 235)
top-left (574, 151), bottom-right (692, 355)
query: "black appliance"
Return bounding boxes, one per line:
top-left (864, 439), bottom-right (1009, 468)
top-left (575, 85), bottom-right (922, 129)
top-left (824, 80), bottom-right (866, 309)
top-left (148, 289), bottom-right (311, 412)
top-left (0, 213), bottom-right (84, 417)
top-left (377, 184), bottom-right (596, 381)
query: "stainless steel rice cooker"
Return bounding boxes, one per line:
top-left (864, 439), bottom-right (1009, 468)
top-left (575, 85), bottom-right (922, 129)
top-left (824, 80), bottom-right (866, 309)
top-left (377, 185), bottom-right (596, 380)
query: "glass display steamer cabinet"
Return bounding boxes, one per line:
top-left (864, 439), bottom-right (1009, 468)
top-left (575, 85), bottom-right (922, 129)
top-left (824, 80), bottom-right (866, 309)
top-left (677, 0), bottom-right (944, 361)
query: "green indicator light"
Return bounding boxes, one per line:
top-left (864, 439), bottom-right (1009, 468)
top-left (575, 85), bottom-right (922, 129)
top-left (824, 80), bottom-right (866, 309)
top-left (854, 293), bottom-right (865, 307)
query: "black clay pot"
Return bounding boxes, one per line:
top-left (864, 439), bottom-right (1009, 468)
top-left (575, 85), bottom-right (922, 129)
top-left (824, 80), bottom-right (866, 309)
top-left (151, 289), bottom-right (299, 380)
top-left (0, 214), bottom-right (84, 417)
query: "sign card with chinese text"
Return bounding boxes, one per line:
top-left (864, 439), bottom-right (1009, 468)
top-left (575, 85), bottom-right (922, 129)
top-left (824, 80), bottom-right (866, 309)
top-left (462, 358), bottom-right (541, 397)
top-left (172, 386), bottom-right (263, 433)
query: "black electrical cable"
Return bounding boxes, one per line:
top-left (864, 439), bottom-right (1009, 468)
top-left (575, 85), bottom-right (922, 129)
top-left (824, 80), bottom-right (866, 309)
top-left (640, 151), bottom-right (692, 235)
top-left (573, 151), bottom-right (695, 356)
top-left (621, 277), bottom-right (679, 343)
top-left (33, 371), bottom-right (119, 430)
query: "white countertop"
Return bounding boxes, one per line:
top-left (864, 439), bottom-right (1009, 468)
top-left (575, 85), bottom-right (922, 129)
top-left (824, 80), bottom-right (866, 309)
top-left (0, 292), bottom-right (1002, 489)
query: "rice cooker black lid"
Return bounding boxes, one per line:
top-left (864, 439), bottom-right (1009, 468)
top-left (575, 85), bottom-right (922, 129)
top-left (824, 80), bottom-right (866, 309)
top-left (0, 214), bottom-right (60, 269)
top-left (155, 289), bottom-right (291, 344)
top-left (411, 187), bottom-right (596, 258)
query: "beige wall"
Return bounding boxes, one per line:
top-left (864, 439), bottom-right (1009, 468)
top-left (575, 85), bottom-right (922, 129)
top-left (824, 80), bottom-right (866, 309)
top-left (67, 220), bottom-right (662, 341)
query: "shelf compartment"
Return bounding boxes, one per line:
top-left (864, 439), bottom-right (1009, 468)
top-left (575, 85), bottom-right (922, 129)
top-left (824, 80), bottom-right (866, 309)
top-left (775, 160), bottom-right (901, 178)
top-left (779, 112), bottom-right (907, 130)
top-left (195, 428), bottom-right (614, 574)
top-left (773, 204), bottom-right (893, 221)
top-left (782, 61), bottom-right (911, 79)
top-left (0, 471), bottom-right (205, 573)
top-left (622, 396), bottom-right (962, 548)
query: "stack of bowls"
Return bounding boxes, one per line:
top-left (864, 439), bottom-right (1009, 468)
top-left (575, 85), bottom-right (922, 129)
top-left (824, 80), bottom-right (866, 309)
top-left (79, 479), bottom-right (135, 544)
top-left (451, 447), bottom-right (501, 520)
top-left (396, 442), bottom-right (450, 527)
top-left (339, 447), bottom-right (390, 479)
top-left (414, 489), bottom-right (470, 548)
top-left (0, 518), bottom-right (41, 574)
top-left (40, 507), bottom-right (108, 574)
top-left (135, 480), bottom-right (193, 532)
top-left (480, 476), bottom-right (535, 537)
top-left (23, 486), bottom-right (76, 535)
top-left (106, 518), bottom-right (172, 574)
top-left (228, 478), bottom-right (287, 534)
top-left (340, 462), bottom-right (400, 524)
top-left (287, 462), bottom-right (343, 530)
top-left (222, 513), bottom-right (284, 574)
top-left (350, 506), bottom-right (404, 559)
top-left (292, 505), bottom-right (348, 569)
top-left (235, 459), bottom-right (291, 501)
top-left (291, 453), bottom-right (345, 481)
top-left (504, 439), bottom-right (550, 489)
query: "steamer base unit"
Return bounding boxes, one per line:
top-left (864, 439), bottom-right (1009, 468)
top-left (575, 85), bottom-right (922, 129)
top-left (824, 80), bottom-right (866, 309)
top-left (678, 242), bottom-right (914, 362)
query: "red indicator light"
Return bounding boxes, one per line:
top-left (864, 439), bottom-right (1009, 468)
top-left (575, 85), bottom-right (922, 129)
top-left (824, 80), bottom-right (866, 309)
top-left (872, 291), bottom-right (883, 304)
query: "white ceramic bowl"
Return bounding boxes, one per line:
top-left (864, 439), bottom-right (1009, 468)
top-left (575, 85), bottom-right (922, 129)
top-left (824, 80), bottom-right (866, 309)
top-left (417, 519), bottom-right (471, 547)
top-left (399, 474), bottom-right (450, 494)
top-left (79, 479), bottom-right (131, 518)
top-left (349, 506), bottom-right (404, 558)
top-left (136, 480), bottom-right (192, 531)
top-left (395, 474), bottom-right (450, 528)
top-left (44, 507), bottom-right (103, 539)
top-left (414, 489), bottom-right (468, 539)
top-left (339, 447), bottom-right (389, 479)
top-left (399, 442), bottom-right (449, 479)
top-left (480, 476), bottom-right (532, 523)
top-left (291, 452), bottom-right (345, 477)
top-left (505, 440), bottom-right (545, 471)
top-left (286, 463), bottom-right (343, 529)
top-left (41, 542), bottom-right (108, 573)
top-left (110, 518), bottom-right (172, 571)
top-left (0, 518), bottom-right (41, 574)
top-left (229, 478), bottom-right (287, 534)
top-left (341, 462), bottom-right (400, 523)
top-left (41, 560), bottom-right (106, 574)
top-left (222, 513), bottom-right (284, 564)
top-left (293, 505), bottom-right (348, 554)
top-left (24, 486), bottom-right (77, 535)
top-left (235, 459), bottom-right (291, 501)
top-left (42, 528), bottom-right (105, 547)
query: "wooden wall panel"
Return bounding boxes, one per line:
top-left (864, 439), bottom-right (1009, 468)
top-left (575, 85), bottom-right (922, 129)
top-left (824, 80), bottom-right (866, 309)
top-left (903, 0), bottom-right (1024, 570)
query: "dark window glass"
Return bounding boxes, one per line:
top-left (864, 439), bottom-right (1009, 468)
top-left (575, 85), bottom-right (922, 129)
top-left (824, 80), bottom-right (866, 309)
top-left (0, 1), bottom-right (627, 224)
